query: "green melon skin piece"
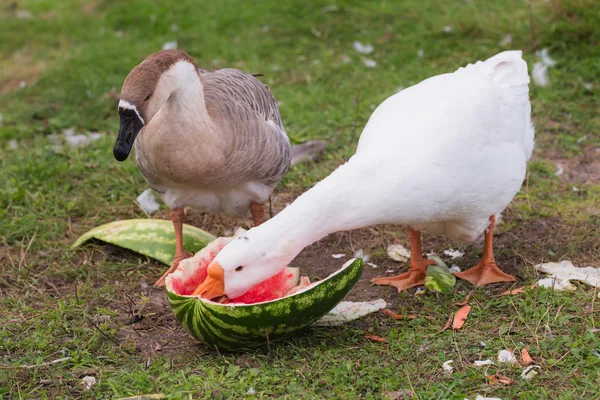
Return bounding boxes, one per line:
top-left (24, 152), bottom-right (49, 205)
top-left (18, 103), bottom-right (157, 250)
top-left (166, 258), bottom-right (364, 351)
top-left (424, 255), bottom-right (456, 294)
top-left (71, 219), bottom-right (216, 266)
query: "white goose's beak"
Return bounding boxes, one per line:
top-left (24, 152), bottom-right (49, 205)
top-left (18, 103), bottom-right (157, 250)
top-left (191, 262), bottom-right (226, 300)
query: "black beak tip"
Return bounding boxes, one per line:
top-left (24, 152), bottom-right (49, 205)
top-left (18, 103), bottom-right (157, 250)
top-left (113, 146), bottom-right (130, 162)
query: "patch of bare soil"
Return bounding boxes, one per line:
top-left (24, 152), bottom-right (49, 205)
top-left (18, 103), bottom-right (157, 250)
top-left (0, 52), bottom-right (45, 94)
top-left (545, 146), bottom-right (600, 185)
top-left (114, 288), bottom-right (200, 356)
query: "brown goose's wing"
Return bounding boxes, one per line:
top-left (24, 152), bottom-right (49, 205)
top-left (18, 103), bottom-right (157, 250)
top-left (200, 68), bottom-right (291, 187)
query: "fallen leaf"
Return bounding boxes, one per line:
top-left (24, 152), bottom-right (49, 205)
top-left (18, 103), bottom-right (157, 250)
top-left (453, 291), bottom-right (473, 306)
top-left (498, 349), bottom-right (517, 363)
top-left (499, 284), bottom-right (537, 296)
top-left (452, 305), bottom-right (471, 330)
top-left (442, 360), bottom-right (454, 373)
top-left (365, 333), bottom-right (386, 342)
top-left (378, 32), bottom-right (393, 44)
top-left (439, 314), bottom-right (453, 333)
top-left (381, 309), bottom-right (403, 320)
top-left (521, 347), bottom-right (534, 365)
top-left (487, 373), bottom-right (512, 385)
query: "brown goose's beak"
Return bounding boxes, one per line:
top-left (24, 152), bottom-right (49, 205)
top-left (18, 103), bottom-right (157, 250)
top-left (192, 262), bottom-right (226, 300)
top-left (114, 111), bottom-right (144, 162)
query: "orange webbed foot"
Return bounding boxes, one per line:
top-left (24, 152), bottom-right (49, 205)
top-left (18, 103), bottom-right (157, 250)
top-left (371, 260), bottom-right (434, 291)
top-left (453, 261), bottom-right (515, 286)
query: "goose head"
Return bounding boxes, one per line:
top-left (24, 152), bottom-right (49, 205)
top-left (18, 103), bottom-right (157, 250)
top-left (114, 49), bottom-right (198, 161)
top-left (193, 229), bottom-right (296, 300)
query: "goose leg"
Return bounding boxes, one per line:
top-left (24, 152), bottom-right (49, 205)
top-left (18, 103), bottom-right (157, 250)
top-left (453, 215), bottom-right (516, 286)
top-left (154, 208), bottom-right (192, 287)
top-left (372, 228), bottom-right (435, 291)
top-left (250, 202), bottom-right (265, 226)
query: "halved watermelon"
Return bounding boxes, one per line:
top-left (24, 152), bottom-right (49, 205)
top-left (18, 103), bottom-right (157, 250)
top-left (167, 236), bottom-right (301, 303)
top-left (165, 240), bottom-right (363, 350)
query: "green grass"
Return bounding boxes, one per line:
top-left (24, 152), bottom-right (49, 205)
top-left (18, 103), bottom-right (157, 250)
top-left (1, 0), bottom-right (599, 398)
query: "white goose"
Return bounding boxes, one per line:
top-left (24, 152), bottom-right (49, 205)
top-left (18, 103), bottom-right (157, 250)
top-left (114, 50), bottom-right (291, 286)
top-left (193, 50), bottom-right (534, 300)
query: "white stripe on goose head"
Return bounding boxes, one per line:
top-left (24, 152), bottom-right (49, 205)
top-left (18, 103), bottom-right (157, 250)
top-left (118, 99), bottom-right (146, 125)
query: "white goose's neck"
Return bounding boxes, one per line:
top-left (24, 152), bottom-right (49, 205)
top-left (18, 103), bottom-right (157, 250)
top-left (251, 155), bottom-right (416, 266)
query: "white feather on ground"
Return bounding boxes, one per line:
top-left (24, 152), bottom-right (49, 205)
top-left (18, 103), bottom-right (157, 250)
top-left (136, 189), bottom-right (161, 214)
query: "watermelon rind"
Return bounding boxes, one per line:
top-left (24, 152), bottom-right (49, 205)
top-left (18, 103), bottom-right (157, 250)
top-left (166, 258), bottom-right (364, 350)
top-left (424, 255), bottom-right (456, 294)
top-left (71, 219), bottom-right (216, 265)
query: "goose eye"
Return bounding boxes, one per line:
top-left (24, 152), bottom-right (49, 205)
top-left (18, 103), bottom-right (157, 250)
top-left (235, 266), bottom-right (243, 272)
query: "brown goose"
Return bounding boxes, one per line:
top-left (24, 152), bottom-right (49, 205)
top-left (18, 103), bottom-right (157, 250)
top-left (114, 50), bottom-right (291, 286)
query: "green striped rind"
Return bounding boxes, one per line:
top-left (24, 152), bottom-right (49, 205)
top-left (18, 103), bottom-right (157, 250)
top-left (167, 258), bottom-right (364, 350)
top-left (71, 219), bottom-right (216, 265)
top-left (424, 255), bottom-right (456, 294)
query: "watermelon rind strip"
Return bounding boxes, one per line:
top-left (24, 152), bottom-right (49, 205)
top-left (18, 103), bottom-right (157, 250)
top-left (71, 219), bottom-right (216, 265)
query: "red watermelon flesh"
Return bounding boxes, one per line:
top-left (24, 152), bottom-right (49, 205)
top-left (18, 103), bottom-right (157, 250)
top-left (229, 267), bottom-right (300, 304)
top-left (167, 236), bottom-right (301, 304)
